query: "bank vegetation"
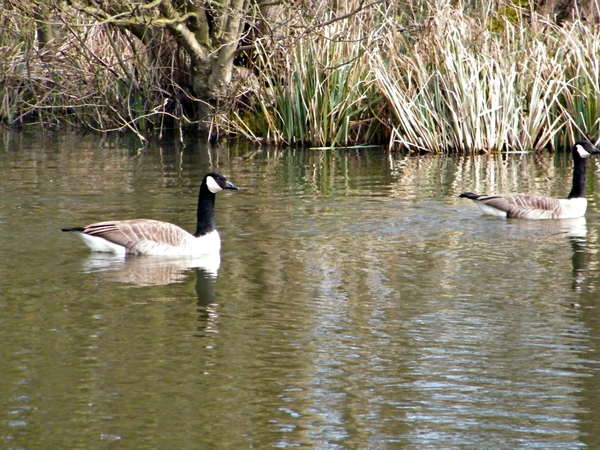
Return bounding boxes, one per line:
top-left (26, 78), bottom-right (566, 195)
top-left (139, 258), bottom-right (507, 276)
top-left (1, 0), bottom-right (600, 152)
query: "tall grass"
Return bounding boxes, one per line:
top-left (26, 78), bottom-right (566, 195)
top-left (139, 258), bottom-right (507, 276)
top-left (245, 22), bottom-right (383, 147)
top-left (233, 1), bottom-right (600, 151)
top-left (370, 6), bottom-right (567, 152)
top-left (370, 3), bottom-right (600, 152)
top-left (555, 21), bottom-right (600, 142)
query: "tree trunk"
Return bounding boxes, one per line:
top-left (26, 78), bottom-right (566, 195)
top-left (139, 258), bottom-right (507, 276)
top-left (155, 0), bottom-right (249, 134)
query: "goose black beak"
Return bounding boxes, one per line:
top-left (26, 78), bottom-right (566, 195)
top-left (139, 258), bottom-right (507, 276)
top-left (225, 181), bottom-right (240, 190)
top-left (592, 146), bottom-right (600, 154)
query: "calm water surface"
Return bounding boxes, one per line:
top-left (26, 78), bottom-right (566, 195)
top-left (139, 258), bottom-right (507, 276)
top-left (1, 132), bottom-right (599, 449)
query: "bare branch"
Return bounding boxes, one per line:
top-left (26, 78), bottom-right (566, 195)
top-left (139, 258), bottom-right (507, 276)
top-left (315, 0), bottom-right (387, 28)
top-left (157, 0), bottom-right (209, 61)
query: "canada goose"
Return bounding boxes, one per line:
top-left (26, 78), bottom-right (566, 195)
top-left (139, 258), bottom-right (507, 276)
top-left (62, 172), bottom-right (239, 255)
top-left (459, 141), bottom-right (600, 219)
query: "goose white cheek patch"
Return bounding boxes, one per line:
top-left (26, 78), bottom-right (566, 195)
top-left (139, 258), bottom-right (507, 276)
top-left (576, 144), bottom-right (591, 158)
top-left (206, 176), bottom-right (223, 193)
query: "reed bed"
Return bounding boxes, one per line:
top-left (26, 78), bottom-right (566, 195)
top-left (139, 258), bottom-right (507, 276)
top-left (373, 10), bottom-right (541, 151)
top-left (368, 6), bottom-right (595, 152)
top-left (240, 2), bottom-right (600, 151)
top-left (555, 21), bottom-right (600, 142)
top-left (241, 22), bottom-right (383, 147)
top-left (3, 1), bottom-right (600, 152)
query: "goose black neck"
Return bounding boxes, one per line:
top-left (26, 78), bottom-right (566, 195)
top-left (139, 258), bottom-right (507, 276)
top-left (567, 156), bottom-right (587, 199)
top-left (194, 184), bottom-right (216, 237)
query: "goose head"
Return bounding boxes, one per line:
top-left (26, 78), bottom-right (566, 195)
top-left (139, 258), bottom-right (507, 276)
top-left (204, 172), bottom-right (240, 193)
top-left (573, 140), bottom-right (600, 160)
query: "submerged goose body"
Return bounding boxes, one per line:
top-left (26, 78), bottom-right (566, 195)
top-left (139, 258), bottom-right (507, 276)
top-left (62, 173), bottom-right (239, 256)
top-left (460, 141), bottom-right (600, 219)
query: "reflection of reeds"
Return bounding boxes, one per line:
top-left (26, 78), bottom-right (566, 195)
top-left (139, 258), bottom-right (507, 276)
top-left (223, 145), bottom-right (600, 320)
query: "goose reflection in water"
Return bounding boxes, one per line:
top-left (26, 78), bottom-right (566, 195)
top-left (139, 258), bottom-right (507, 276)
top-left (552, 217), bottom-right (589, 293)
top-left (81, 253), bottom-right (220, 286)
top-left (80, 253), bottom-right (219, 334)
top-left (560, 217), bottom-right (589, 294)
top-left (546, 217), bottom-right (588, 293)
top-left (542, 215), bottom-right (598, 294)
top-left (500, 216), bottom-right (589, 293)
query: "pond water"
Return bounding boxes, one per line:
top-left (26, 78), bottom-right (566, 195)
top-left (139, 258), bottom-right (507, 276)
top-left (1, 131), bottom-right (599, 449)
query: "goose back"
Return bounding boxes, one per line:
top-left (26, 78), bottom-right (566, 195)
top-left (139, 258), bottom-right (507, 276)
top-left (459, 193), bottom-right (587, 219)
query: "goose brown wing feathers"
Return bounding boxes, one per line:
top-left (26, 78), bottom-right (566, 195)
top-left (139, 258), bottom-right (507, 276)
top-left (476, 194), bottom-right (563, 218)
top-left (81, 219), bottom-right (191, 251)
top-left (480, 194), bottom-right (559, 210)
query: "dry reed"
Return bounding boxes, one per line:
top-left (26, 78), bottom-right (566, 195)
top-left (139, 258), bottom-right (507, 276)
top-left (3, 1), bottom-right (600, 151)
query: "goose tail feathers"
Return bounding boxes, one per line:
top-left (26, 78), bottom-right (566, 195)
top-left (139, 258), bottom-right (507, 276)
top-left (459, 192), bottom-right (481, 200)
